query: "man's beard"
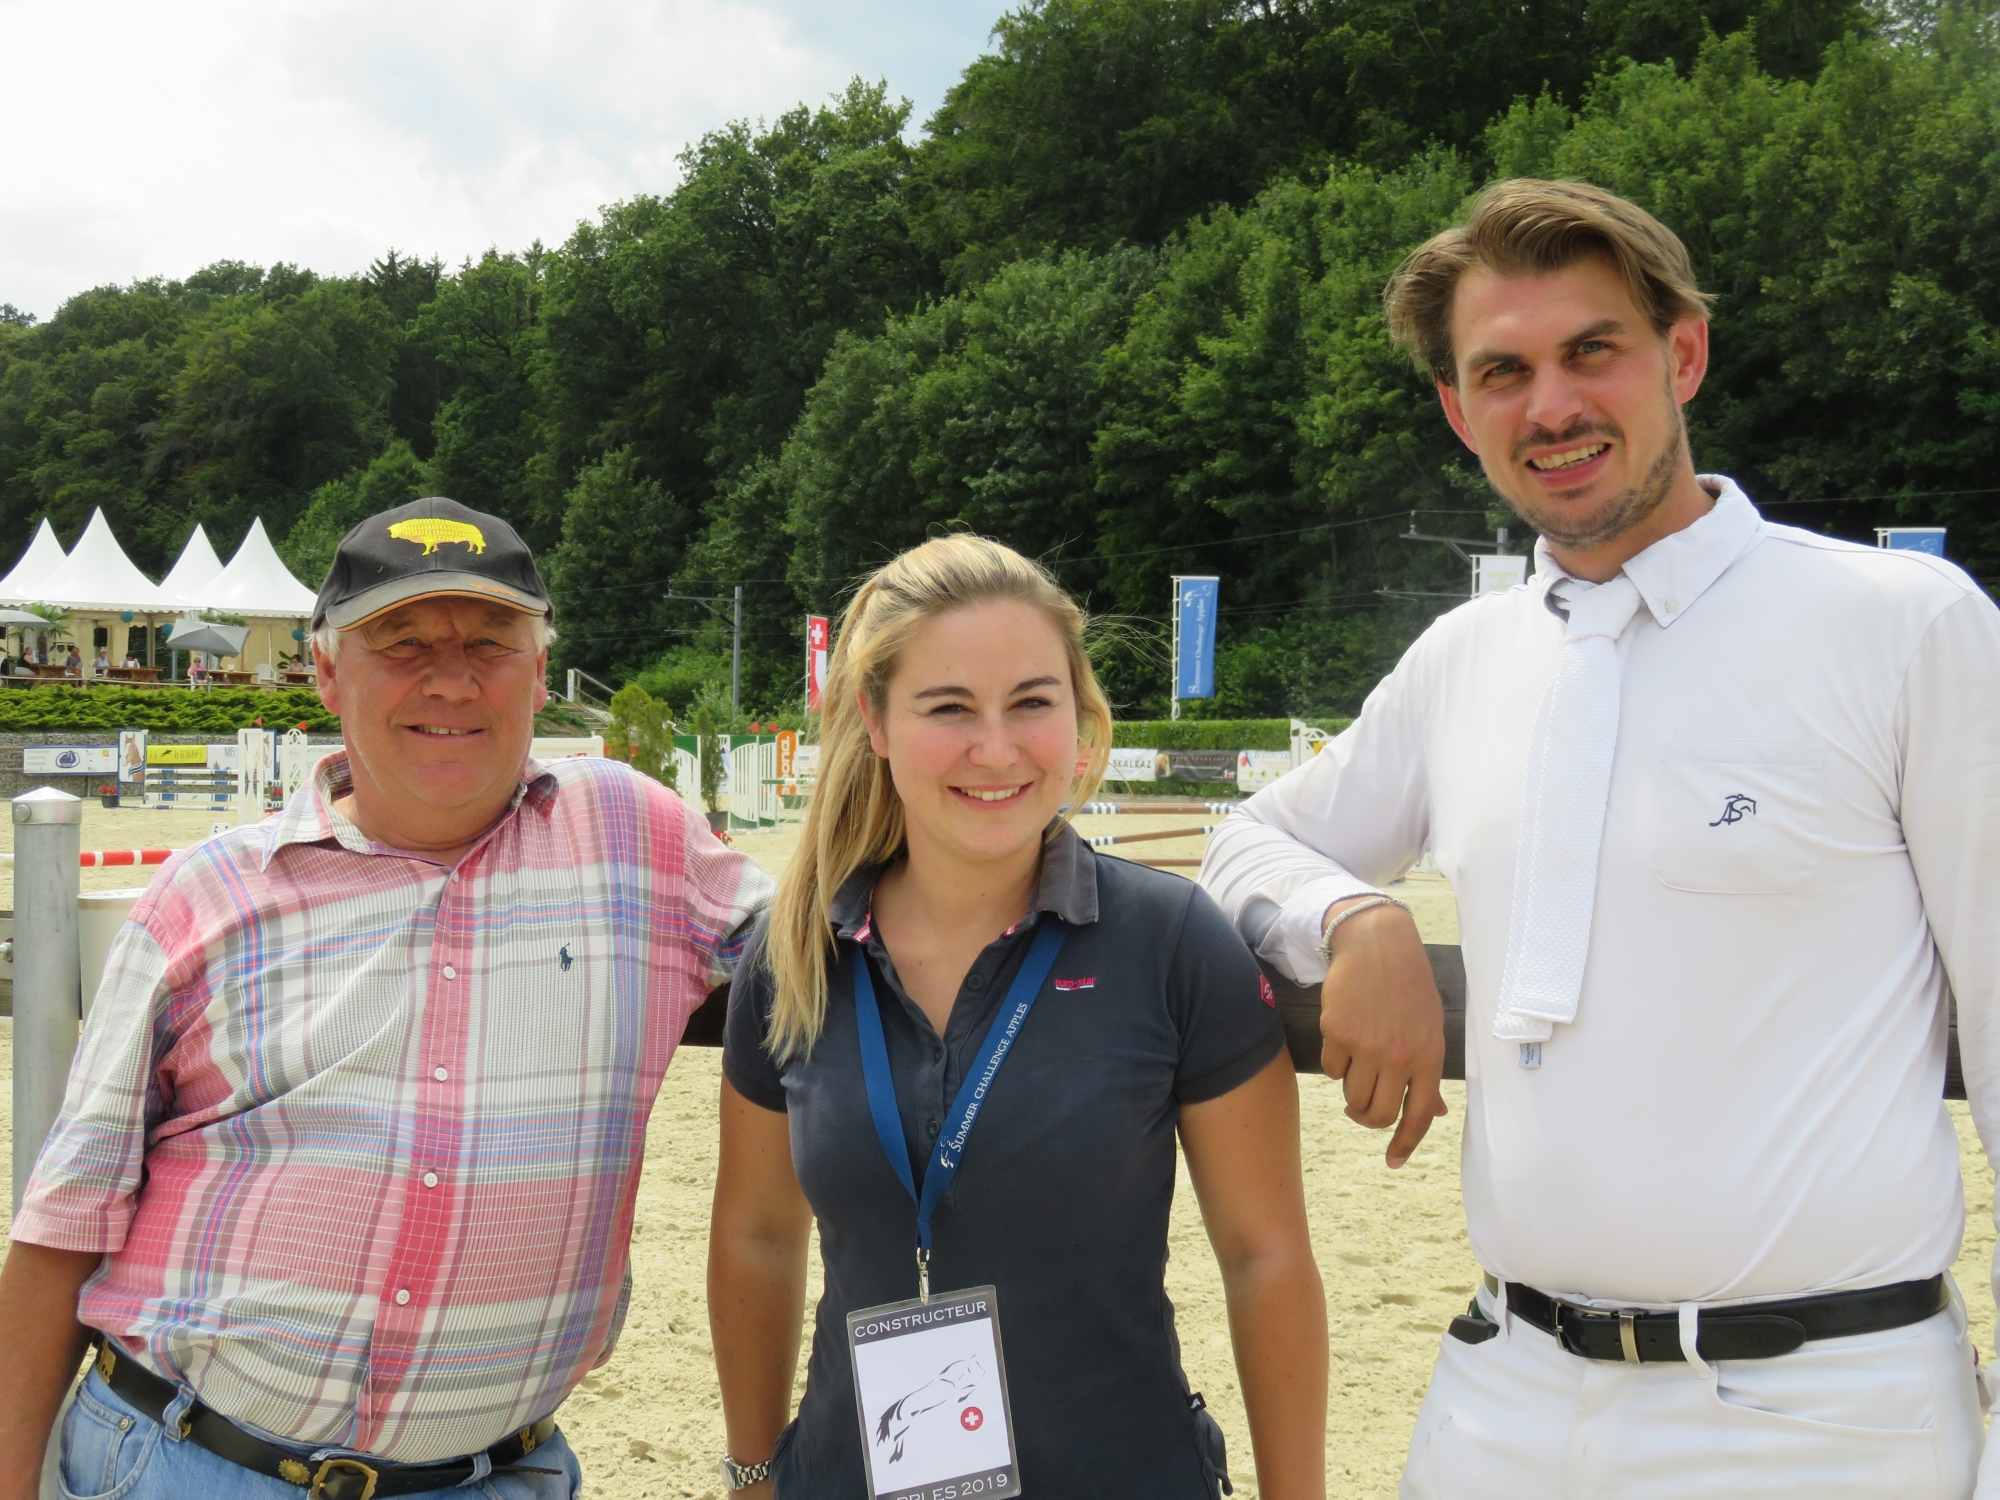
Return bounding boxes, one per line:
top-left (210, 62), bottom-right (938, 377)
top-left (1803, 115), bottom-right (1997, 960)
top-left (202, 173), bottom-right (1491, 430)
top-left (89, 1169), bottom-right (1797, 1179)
top-left (1500, 406), bottom-right (1686, 552)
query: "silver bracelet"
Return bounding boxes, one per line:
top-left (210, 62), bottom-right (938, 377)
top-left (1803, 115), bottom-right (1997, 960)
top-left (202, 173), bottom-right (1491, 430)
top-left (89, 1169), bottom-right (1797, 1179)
top-left (1315, 893), bottom-right (1412, 966)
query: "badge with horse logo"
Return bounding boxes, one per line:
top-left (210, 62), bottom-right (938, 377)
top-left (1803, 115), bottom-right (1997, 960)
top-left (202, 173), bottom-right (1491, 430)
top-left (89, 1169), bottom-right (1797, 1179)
top-left (1709, 793), bottom-right (1758, 827)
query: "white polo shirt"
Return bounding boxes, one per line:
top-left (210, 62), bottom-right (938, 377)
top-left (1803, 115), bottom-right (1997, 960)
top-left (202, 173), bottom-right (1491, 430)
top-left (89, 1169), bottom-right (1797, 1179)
top-left (1199, 478), bottom-right (2000, 1306)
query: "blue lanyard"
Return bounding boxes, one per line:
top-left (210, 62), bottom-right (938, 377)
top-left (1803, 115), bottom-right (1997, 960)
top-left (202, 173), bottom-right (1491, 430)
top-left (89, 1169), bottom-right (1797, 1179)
top-left (853, 917), bottom-right (1067, 1303)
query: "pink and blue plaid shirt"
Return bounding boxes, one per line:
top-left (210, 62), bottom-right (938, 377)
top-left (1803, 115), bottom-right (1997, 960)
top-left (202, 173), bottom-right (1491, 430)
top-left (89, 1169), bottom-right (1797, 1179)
top-left (14, 751), bottom-right (772, 1463)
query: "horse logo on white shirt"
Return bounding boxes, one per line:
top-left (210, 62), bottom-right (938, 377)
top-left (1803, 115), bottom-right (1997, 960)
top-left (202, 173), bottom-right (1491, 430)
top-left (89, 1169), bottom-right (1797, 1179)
top-left (1709, 793), bottom-right (1758, 827)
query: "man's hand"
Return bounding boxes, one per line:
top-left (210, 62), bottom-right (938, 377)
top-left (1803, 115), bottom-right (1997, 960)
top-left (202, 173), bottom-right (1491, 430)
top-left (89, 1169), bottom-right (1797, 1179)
top-left (1318, 897), bottom-right (1447, 1169)
top-left (0, 1242), bottom-right (98, 1500)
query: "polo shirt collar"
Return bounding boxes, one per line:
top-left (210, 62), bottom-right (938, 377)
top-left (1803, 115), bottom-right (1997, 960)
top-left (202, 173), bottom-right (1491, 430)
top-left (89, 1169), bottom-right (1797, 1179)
top-left (1533, 474), bottom-right (1765, 630)
top-left (831, 820), bottom-right (1101, 942)
top-left (263, 749), bottom-right (558, 870)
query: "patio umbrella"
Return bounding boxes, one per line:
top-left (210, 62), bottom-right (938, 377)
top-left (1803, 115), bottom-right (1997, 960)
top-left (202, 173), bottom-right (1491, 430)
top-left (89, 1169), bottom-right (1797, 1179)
top-left (0, 609), bottom-right (50, 626)
top-left (161, 622), bottom-right (250, 657)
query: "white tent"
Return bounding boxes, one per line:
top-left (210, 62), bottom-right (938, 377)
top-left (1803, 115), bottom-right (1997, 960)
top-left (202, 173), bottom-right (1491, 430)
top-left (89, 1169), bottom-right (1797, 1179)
top-left (190, 519), bottom-right (318, 674)
top-left (159, 525), bottom-right (224, 610)
top-left (194, 520), bottom-right (317, 618)
top-left (29, 509), bottom-right (180, 614)
top-left (0, 519), bottom-right (68, 604)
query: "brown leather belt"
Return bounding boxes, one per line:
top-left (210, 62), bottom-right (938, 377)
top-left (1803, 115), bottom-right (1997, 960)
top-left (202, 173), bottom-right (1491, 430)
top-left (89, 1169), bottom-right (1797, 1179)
top-left (1450, 1274), bottom-right (1947, 1362)
top-left (90, 1341), bottom-right (560, 1500)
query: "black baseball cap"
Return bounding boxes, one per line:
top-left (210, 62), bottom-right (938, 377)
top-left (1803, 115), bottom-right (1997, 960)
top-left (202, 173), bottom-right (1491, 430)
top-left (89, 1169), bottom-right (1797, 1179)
top-left (313, 497), bottom-right (550, 631)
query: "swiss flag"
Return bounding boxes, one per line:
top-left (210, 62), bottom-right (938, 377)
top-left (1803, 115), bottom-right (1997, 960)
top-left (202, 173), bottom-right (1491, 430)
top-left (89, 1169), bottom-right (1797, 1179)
top-left (806, 616), bottom-right (829, 710)
top-left (960, 1407), bottom-right (984, 1431)
top-left (1258, 975), bottom-right (1276, 1009)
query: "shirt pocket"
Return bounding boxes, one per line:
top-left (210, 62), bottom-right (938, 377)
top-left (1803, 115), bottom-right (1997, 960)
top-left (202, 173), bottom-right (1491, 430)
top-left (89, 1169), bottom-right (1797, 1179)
top-left (1645, 739), bottom-right (1825, 894)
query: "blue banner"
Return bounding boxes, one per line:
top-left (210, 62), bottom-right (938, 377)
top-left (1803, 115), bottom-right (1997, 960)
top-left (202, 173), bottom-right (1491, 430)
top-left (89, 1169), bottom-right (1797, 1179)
top-left (1174, 576), bottom-right (1219, 700)
top-left (1880, 527), bottom-right (1946, 557)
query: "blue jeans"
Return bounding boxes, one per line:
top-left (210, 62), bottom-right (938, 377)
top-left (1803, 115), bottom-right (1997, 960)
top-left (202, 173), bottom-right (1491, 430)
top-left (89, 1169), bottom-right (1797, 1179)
top-left (57, 1370), bottom-right (581, 1500)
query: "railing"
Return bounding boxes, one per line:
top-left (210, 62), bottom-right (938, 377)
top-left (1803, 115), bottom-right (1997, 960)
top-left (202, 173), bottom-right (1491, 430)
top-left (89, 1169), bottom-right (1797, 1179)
top-left (563, 668), bottom-right (617, 725)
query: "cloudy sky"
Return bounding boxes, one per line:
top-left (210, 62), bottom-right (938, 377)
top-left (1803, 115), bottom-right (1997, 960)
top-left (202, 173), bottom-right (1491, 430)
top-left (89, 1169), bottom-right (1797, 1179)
top-left (0, 0), bottom-right (1001, 320)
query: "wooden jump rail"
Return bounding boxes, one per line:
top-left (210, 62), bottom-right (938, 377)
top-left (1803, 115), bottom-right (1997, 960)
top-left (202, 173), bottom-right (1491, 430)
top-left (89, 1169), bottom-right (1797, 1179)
top-left (1084, 824), bottom-right (1217, 847)
top-left (681, 945), bottom-right (1974, 1101)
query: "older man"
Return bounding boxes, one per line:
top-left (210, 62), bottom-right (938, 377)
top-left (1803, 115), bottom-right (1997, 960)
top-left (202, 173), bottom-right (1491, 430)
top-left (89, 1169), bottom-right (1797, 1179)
top-left (1200, 180), bottom-right (2000, 1496)
top-left (0, 497), bottom-right (771, 1499)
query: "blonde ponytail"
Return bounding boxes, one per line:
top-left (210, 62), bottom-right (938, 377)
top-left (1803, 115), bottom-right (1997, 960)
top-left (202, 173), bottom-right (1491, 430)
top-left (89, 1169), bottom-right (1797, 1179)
top-left (764, 535), bottom-right (1112, 1060)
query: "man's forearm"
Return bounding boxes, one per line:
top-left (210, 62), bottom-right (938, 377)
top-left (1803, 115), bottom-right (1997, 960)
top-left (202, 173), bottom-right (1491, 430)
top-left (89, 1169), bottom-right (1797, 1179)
top-left (0, 1242), bottom-right (99, 1499)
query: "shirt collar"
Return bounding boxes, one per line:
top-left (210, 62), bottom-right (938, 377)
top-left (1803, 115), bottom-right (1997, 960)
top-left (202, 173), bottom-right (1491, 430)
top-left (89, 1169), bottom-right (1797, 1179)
top-left (830, 820), bottom-right (1101, 942)
top-left (264, 749), bottom-right (558, 870)
top-left (1533, 474), bottom-right (1764, 629)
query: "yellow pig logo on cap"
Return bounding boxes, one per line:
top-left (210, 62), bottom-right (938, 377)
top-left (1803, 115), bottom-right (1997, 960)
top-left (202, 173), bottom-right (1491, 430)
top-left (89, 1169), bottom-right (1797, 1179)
top-left (388, 518), bottom-right (487, 555)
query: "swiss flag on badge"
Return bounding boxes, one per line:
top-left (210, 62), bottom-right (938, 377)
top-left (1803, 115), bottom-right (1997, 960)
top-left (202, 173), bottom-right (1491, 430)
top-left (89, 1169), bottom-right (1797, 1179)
top-left (1258, 975), bottom-right (1276, 1009)
top-left (961, 1407), bottom-right (984, 1431)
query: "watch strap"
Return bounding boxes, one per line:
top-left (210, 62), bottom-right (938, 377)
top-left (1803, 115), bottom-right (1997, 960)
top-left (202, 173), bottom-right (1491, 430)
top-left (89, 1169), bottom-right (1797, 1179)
top-left (718, 1454), bottom-right (773, 1489)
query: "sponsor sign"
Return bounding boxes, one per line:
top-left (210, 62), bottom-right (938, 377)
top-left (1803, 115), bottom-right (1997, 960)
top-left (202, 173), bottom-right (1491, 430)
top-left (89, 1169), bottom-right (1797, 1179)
top-left (118, 730), bottom-right (147, 785)
top-left (1473, 554), bottom-right (1528, 596)
top-left (1171, 576), bottom-right (1219, 700)
top-left (792, 743), bottom-right (821, 781)
top-left (1159, 749), bottom-right (1236, 784)
top-left (807, 615), bottom-right (830, 711)
top-left (23, 746), bottom-right (117, 775)
top-left (1105, 747), bottom-right (1157, 783)
top-left (1878, 527), bottom-right (1947, 556)
top-left (1236, 749), bottom-right (1293, 792)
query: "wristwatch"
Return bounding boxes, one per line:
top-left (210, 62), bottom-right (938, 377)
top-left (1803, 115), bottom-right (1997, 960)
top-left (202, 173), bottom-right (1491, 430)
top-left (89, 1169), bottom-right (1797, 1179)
top-left (718, 1454), bottom-right (772, 1490)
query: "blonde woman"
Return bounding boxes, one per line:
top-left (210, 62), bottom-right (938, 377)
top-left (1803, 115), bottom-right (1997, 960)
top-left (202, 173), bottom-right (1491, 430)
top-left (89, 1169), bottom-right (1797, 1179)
top-left (709, 536), bottom-right (1327, 1499)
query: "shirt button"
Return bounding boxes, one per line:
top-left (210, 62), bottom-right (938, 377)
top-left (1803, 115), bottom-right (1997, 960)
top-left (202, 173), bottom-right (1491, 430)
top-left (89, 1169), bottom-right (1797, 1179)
top-left (422, 1172), bottom-right (439, 1188)
top-left (965, 974), bottom-right (985, 991)
top-left (394, 1289), bottom-right (411, 1306)
top-left (433, 1066), bottom-right (449, 1082)
top-left (1664, 597), bottom-right (1679, 613)
top-left (441, 965), bottom-right (457, 980)
top-left (925, 1119), bottom-right (939, 1138)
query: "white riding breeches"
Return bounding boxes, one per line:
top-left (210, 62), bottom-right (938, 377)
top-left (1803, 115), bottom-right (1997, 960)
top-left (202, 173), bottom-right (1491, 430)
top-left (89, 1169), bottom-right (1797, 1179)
top-left (1400, 1280), bottom-right (1988, 1500)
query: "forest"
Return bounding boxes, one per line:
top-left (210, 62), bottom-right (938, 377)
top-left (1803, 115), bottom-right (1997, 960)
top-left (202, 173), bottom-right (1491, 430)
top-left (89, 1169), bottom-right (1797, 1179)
top-left (0, 0), bottom-right (1993, 721)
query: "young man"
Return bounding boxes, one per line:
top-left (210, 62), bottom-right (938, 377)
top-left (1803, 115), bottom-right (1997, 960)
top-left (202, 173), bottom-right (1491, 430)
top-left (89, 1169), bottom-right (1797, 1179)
top-left (1199, 180), bottom-right (2000, 1496)
top-left (0, 496), bottom-right (773, 1499)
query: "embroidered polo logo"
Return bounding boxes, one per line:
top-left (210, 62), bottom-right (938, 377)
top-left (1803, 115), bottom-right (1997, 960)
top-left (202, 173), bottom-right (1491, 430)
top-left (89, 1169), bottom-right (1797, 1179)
top-left (559, 944), bottom-right (573, 972)
top-left (1052, 976), bottom-right (1094, 991)
top-left (1709, 793), bottom-right (1758, 827)
top-left (1258, 975), bottom-right (1277, 1008)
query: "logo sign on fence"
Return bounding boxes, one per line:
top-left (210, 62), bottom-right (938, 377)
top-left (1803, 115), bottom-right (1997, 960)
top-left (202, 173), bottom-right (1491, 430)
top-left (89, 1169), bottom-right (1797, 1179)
top-left (1171, 577), bottom-right (1219, 701)
top-left (1237, 749), bottom-right (1293, 792)
top-left (1159, 750), bottom-right (1236, 784)
top-left (1105, 748), bottom-right (1157, 783)
top-left (118, 729), bottom-right (147, 785)
top-left (807, 615), bottom-right (830, 711)
top-left (23, 746), bottom-right (117, 775)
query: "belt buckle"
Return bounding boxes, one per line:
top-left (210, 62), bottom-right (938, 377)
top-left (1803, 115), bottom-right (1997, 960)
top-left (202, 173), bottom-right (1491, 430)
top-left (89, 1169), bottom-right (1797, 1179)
top-left (1552, 1301), bottom-right (1643, 1362)
top-left (309, 1457), bottom-right (379, 1500)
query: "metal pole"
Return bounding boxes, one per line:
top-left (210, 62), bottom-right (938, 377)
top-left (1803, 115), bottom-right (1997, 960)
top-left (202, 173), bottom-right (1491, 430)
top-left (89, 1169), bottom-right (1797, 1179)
top-left (1169, 576), bottom-right (1182, 722)
top-left (12, 788), bottom-right (81, 1215)
top-left (731, 586), bottom-right (742, 716)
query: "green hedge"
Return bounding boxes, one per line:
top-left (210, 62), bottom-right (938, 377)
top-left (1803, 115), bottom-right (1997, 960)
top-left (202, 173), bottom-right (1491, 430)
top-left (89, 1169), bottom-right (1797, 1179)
top-left (0, 686), bottom-right (338, 734)
top-left (1110, 718), bottom-right (1350, 751)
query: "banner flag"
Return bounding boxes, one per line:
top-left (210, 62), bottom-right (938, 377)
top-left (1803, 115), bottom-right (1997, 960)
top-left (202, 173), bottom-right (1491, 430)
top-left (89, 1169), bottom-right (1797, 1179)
top-left (1171, 577), bottom-right (1219, 701)
top-left (807, 615), bottom-right (830, 711)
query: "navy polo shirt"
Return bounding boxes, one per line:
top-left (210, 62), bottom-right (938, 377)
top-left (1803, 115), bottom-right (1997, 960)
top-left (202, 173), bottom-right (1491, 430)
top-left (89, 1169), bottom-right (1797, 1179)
top-left (724, 824), bottom-right (1285, 1500)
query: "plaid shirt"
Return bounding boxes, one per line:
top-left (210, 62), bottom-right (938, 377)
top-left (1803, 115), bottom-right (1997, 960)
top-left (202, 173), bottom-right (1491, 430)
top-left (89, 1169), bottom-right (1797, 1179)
top-left (14, 752), bottom-right (772, 1463)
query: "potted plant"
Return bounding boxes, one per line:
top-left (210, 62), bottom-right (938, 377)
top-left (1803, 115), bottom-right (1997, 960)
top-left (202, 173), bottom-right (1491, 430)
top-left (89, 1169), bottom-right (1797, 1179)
top-left (691, 703), bottom-right (728, 833)
top-left (97, 781), bottom-right (118, 809)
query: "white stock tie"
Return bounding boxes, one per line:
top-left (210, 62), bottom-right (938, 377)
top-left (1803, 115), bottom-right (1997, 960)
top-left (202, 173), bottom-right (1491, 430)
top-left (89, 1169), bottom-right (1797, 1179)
top-left (1493, 573), bottom-right (1645, 1065)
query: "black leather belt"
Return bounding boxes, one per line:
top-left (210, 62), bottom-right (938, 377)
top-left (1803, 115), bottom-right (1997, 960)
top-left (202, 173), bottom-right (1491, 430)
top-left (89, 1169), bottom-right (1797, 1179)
top-left (90, 1341), bottom-right (560, 1500)
top-left (1450, 1274), bottom-right (1947, 1363)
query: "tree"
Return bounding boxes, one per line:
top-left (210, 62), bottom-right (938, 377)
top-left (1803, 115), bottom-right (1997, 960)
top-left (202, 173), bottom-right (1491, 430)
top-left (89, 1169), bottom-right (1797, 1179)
top-left (280, 439), bottom-right (433, 584)
top-left (542, 448), bottom-right (694, 681)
